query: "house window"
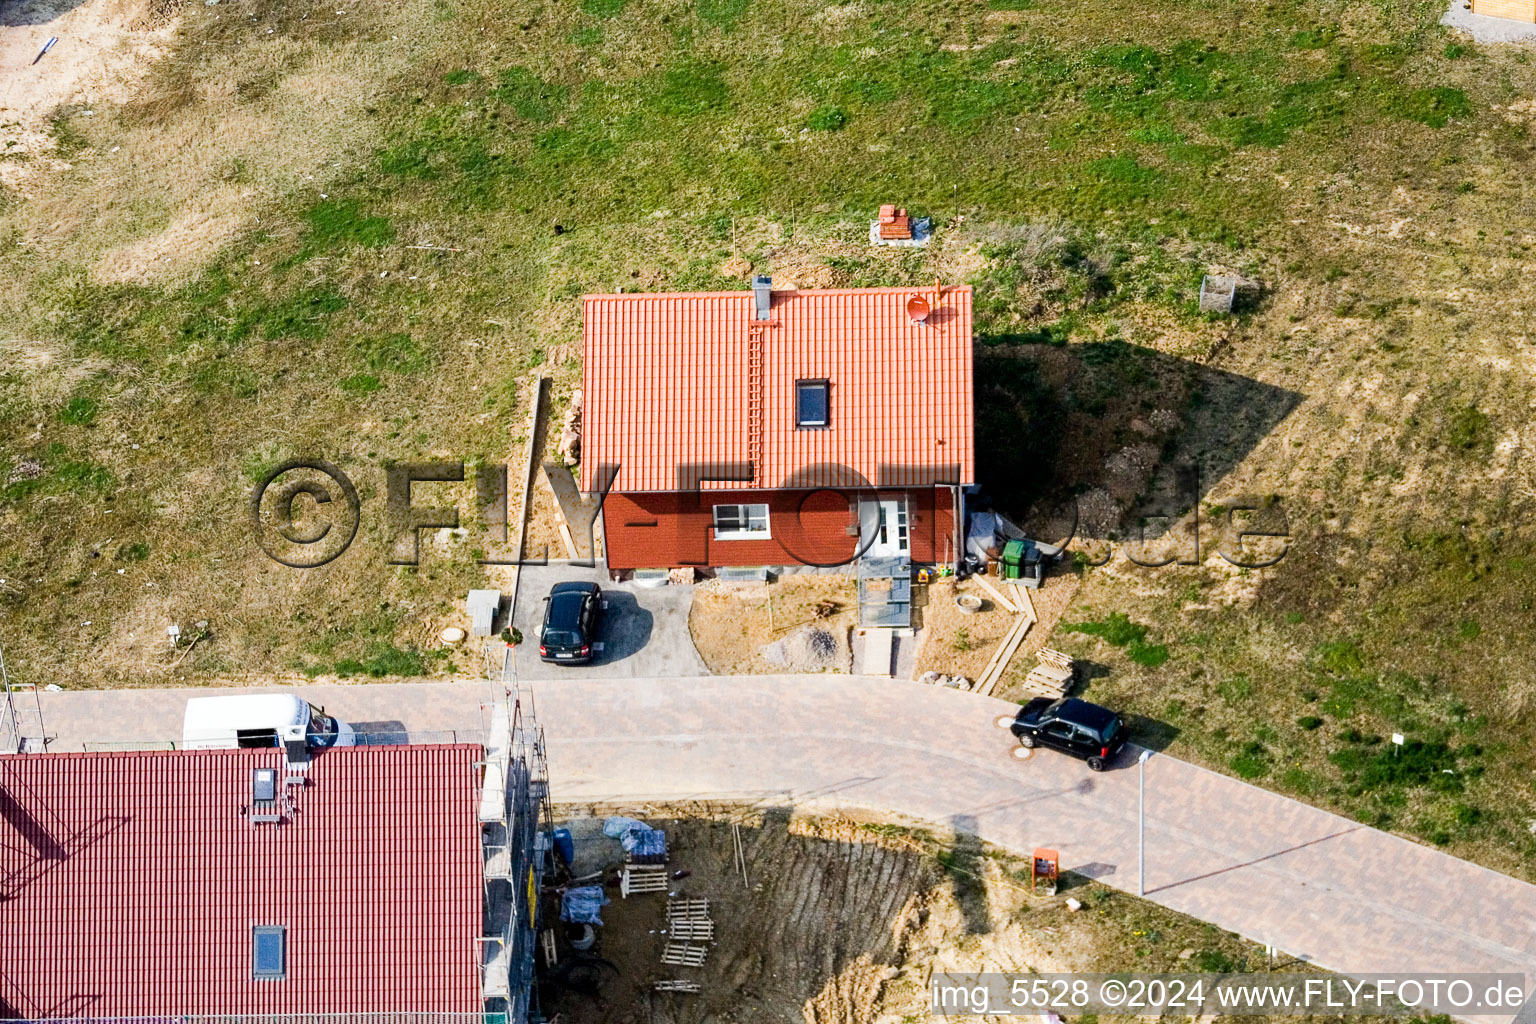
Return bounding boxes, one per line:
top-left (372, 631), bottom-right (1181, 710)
top-left (713, 503), bottom-right (771, 541)
top-left (795, 380), bottom-right (829, 429)
top-left (253, 926), bottom-right (286, 980)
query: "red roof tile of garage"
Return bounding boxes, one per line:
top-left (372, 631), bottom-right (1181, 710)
top-left (581, 284), bottom-right (974, 493)
top-left (0, 745), bottom-right (483, 1018)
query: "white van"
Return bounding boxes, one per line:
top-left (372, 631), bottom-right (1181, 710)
top-left (181, 694), bottom-right (357, 751)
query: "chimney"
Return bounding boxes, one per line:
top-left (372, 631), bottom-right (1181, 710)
top-left (752, 275), bottom-right (772, 321)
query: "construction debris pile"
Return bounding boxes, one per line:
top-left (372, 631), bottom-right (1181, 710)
top-left (917, 671), bottom-right (975, 691)
top-left (759, 625), bottom-right (838, 669)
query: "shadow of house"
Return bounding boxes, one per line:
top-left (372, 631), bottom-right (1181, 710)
top-left (593, 591), bottom-right (653, 666)
top-left (942, 814), bottom-right (990, 935)
top-left (2, 0), bottom-right (94, 30)
top-left (974, 341), bottom-right (1303, 550)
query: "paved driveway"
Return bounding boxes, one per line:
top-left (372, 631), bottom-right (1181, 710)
top-left (509, 562), bottom-right (708, 679)
top-left (27, 674), bottom-right (1536, 1021)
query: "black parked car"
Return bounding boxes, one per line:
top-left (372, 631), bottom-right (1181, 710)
top-left (1010, 697), bottom-right (1127, 771)
top-left (539, 582), bottom-right (603, 664)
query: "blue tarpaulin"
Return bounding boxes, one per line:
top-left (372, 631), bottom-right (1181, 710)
top-left (561, 885), bottom-right (610, 924)
top-left (621, 827), bottom-right (667, 858)
top-left (602, 816), bottom-right (647, 838)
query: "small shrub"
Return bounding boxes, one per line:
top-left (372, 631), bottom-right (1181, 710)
top-left (1297, 715), bottom-right (1323, 730)
top-left (581, 0), bottom-right (628, 16)
top-left (443, 69), bottom-right (480, 85)
top-left (1456, 619), bottom-right (1480, 639)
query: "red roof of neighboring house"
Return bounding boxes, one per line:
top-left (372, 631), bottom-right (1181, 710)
top-left (0, 745), bottom-right (483, 1018)
top-left (581, 284), bottom-right (974, 493)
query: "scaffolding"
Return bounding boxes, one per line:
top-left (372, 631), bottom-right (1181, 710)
top-left (0, 638), bottom-right (45, 755)
top-left (477, 645), bottom-right (552, 1024)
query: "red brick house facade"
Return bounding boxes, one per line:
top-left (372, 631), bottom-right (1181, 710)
top-left (581, 278), bottom-right (975, 573)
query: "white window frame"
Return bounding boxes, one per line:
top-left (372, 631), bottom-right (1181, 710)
top-left (713, 503), bottom-right (771, 541)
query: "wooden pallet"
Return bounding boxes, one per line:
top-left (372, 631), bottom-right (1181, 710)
top-left (660, 942), bottom-right (709, 967)
top-left (621, 864), bottom-right (669, 897)
top-left (1023, 648), bottom-right (1074, 697)
top-left (667, 898), bottom-right (711, 921)
top-left (654, 980), bottom-right (702, 993)
top-left (667, 919), bottom-right (715, 941)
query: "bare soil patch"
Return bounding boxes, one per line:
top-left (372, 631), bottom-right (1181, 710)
top-left (914, 571), bottom-right (1081, 691)
top-left (543, 805), bottom-right (1306, 1024)
top-left (0, 0), bottom-right (180, 187)
top-left (688, 576), bottom-right (857, 675)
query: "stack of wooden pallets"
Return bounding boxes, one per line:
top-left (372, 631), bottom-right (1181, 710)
top-left (660, 897), bottom-right (714, 967)
top-left (1023, 648), bottom-right (1074, 698)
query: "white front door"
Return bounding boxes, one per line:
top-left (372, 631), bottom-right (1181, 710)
top-left (861, 498), bottom-right (910, 558)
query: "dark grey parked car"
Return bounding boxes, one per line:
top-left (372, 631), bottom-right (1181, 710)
top-left (539, 581), bottom-right (603, 664)
top-left (1010, 697), bottom-right (1127, 771)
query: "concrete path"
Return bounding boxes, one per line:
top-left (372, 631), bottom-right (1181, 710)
top-left (29, 674), bottom-right (1536, 1015)
top-left (509, 563), bottom-right (708, 680)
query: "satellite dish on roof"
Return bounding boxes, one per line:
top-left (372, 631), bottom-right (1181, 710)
top-left (905, 293), bottom-right (931, 323)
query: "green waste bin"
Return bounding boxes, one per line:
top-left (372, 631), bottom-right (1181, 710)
top-left (1001, 539), bottom-right (1027, 579)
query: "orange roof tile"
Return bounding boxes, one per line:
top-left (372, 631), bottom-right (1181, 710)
top-left (581, 285), bottom-right (974, 493)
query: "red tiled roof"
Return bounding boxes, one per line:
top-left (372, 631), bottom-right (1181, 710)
top-left (581, 284), bottom-right (974, 493)
top-left (0, 745), bottom-right (483, 1018)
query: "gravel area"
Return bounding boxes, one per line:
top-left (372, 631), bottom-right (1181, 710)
top-left (1441, 0), bottom-right (1536, 43)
